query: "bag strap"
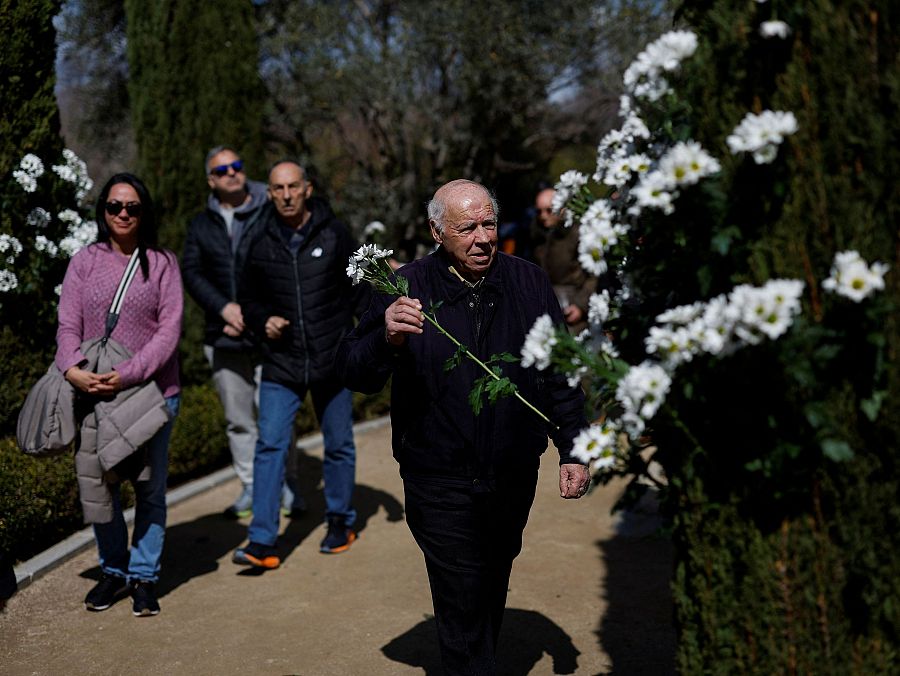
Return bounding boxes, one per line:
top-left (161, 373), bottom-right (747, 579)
top-left (103, 250), bottom-right (141, 344)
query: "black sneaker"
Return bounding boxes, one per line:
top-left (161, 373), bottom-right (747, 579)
top-left (84, 573), bottom-right (129, 611)
top-left (131, 580), bottom-right (160, 617)
top-left (319, 518), bottom-right (357, 554)
top-left (232, 542), bottom-right (280, 569)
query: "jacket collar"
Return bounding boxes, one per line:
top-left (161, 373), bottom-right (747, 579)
top-left (430, 247), bottom-right (504, 305)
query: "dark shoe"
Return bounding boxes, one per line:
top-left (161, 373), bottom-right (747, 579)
top-left (131, 580), bottom-right (160, 617)
top-left (223, 487), bottom-right (253, 519)
top-left (233, 542), bottom-right (280, 569)
top-left (84, 573), bottom-right (129, 611)
top-left (319, 518), bottom-right (357, 554)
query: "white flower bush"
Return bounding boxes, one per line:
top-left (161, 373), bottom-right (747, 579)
top-left (516, 28), bottom-right (890, 487)
top-left (1, 149), bottom-right (95, 299)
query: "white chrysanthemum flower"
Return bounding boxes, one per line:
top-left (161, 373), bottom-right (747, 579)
top-left (520, 314), bottom-right (557, 370)
top-left (632, 171), bottom-right (675, 214)
top-left (623, 31), bottom-right (698, 101)
top-left (58, 220), bottom-right (97, 257)
top-left (698, 295), bottom-right (737, 355)
top-left (363, 221), bottom-right (386, 237)
top-left (0, 269), bottom-right (18, 293)
top-left (54, 284), bottom-right (63, 296)
top-left (615, 362), bottom-right (671, 437)
top-left (727, 110), bottom-right (799, 164)
top-left (571, 422), bottom-right (619, 469)
top-left (588, 290), bottom-right (611, 326)
top-left (621, 113), bottom-right (651, 141)
top-left (657, 141), bottom-right (721, 187)
top-left (346, 259), bottom-right (365, 285)
top-left (552, 170), bottom-right (589, 222)
top-left (759, 20), bottom-right (791, 38)
top-left (578, 218), bottom-right (628, 276)
top-left (656, 301), bottom-right (704, 325)
top-left (822, 250), bottom-right (889, 302)
top-left (0, 234), bottom-right (24, 259)
top-left (644, 325), bottom-right (697, 368)
top-left (13, 154), bottom-right (45, 192)
top-left (52, 149), bottom-right (93, 203)
top-left (58, 209), bottom-right (82, 226)
top-left (27, 207), bottom-right (51, 228)
top-left (581, 199), bottom-right (615, 229)
top-left (730, 279), bottom-right (804, 343)
top-left (35, 235), bottom-right (59, 257)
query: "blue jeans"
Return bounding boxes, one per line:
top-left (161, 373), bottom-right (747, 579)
top-left (93, 395), bottom-right (180, 583)
top-left (248, 380), bottom-right (356, 546)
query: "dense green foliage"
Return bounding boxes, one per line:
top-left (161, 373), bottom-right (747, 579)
top-left (0, 0), bottom-right (83, 438)
top-left (1, 382), bottom-right (391, 564)
top-left (123, 0), bottom-right (266, 253)
top-left (259, 0), bottom-right (670, 249)
top-left (0, 0), bottom-right (63, 176)
top-left (615, 1), bottom-right (900, 670)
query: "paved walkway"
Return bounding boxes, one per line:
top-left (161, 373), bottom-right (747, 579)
top-left (0, 420), bottom-right (675, 675)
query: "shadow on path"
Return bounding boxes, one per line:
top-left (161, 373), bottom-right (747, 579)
top-left (382, 608), bottom-right (580, 675)
top-left (596, 489), bottom-right (676, 675)
top-left (81, 447), bottom-right (406, 591)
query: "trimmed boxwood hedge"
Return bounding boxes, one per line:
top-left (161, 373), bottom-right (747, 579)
top-left (1, 383), bottom-right (391, 564)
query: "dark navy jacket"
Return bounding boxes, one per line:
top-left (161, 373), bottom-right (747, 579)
top-left (337, 248), bottom-right (586, 483)
top-left (239, 198), bottom-right (369, 389)
top-left (182, 181), bottom-right (268, 349)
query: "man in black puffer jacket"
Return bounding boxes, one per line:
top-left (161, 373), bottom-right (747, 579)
top-left (233, 161), bottom-right (368, 568)
top-left (182, 146), bottom-right (269, 518)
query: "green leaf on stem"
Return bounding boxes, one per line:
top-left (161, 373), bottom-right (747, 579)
top-left (821, 438), bottom-right (854, 462)
top-left (861, 390), bottom-right (886, 422)
top-left (443, 344), bottom-right (467, 372)
top-left (469, 377), bottom-right (487, 415)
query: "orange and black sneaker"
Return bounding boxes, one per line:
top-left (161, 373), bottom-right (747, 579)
top-left (233, 542), bottom-right (280, 569)
top-left (319, 517), bottom-right (357, 554)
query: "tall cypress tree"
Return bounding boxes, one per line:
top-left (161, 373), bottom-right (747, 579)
top-left (124, 0), bottom-right (265, 252)
top-left (0, 0), bottom-right (63, 175)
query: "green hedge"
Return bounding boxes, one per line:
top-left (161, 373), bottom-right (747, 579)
top-left (1, 382), bottom-right (391, 563)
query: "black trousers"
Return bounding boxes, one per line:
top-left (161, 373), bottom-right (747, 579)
top-left (403, 469), bottom-right (539, 676)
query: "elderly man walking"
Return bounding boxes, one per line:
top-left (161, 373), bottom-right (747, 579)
top-left (233, 161), bottom-right (368, 568)
top-left (338, 179), bottom-right (589, 675)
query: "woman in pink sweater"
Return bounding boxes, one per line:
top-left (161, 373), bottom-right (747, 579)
top-left (55, 173), bottom-right (182, 617)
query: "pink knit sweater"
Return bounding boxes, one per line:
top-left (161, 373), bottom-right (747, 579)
top-left (55, 243), bottom-right (183, 397)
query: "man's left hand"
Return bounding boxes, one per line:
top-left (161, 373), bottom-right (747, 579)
top-left (559, 463), bottom-right (591, 499)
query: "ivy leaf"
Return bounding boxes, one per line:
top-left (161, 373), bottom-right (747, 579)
top-left (860, 390), bottom-right (886, 422)
top-left (821, 438), bottom-right (854, 462)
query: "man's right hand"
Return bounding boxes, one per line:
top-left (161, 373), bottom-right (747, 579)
top-left (265, 316), bottom-right (290, 340)
top-left (385, 297), bottom-right (424, 346)
top-left (221, 302), bottom-right (245, 334)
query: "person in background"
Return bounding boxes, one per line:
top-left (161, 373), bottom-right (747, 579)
top-left (56, 173), bottom-right (182, 617)
top-left (232, 160), bottom-right (368, 569)
top-left (531, 187), bottom-right (598, 333)
top-left (182, 146), bottom-right (304, 519)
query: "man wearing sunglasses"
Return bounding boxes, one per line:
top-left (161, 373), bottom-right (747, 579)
top-left (182, 146), bottom-right (273, 519)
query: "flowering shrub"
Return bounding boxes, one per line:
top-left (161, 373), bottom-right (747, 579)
top-left (0, 149), bottom-right (96, 434)
top-left (522, 23), bottom-right (892, 498)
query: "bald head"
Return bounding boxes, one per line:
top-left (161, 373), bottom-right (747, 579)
top-left (535, 188), bottom-right (561, 229)
top-left (268, 161), bottom-right (312, 228)
top-left (428, 179), bottom-right (499, 282)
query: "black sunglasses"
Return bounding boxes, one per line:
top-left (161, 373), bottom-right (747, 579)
top-left (104, 200), bottom-right (143, 217)
top-left (210, 160), bottom-right (244, 177)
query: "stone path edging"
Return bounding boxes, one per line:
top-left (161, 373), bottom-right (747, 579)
top-left (13, 415), bottom-right (391, 590)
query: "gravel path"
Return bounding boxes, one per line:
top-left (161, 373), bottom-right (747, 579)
top-left (0, 420), bottom-right (675, 675)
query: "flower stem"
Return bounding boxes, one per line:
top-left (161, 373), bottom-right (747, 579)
top-left (421, 312), bottom-right (557, 429)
